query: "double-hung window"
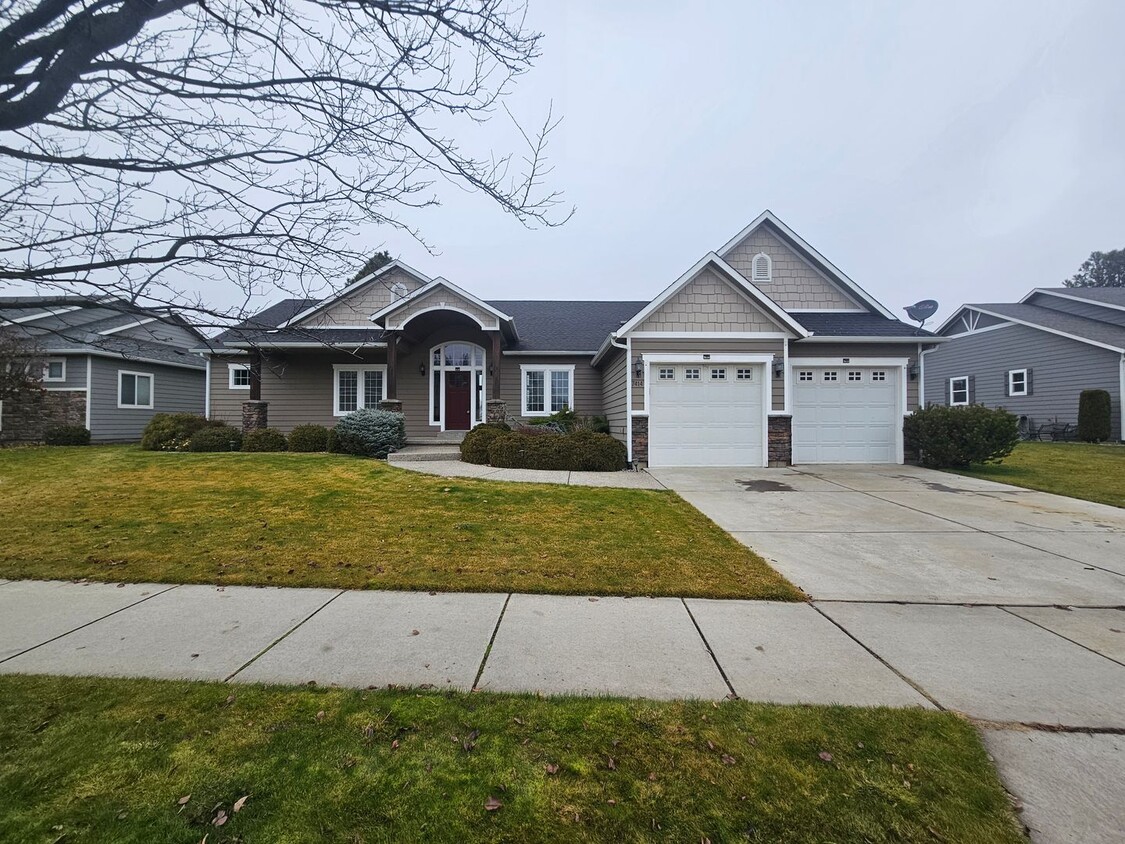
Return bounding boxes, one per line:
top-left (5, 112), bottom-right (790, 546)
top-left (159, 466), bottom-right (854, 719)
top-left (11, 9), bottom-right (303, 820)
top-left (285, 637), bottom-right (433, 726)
top-left (118, 371), bottom-right (154, 409)
top-left (521, 365), bottom-right (575, 415)
top-left (949, 376), bottom-right (970, 406)
top-left (1007, 369), bottom-right (1028, 397)
top-left (333, 365), bottom-right (386, 415)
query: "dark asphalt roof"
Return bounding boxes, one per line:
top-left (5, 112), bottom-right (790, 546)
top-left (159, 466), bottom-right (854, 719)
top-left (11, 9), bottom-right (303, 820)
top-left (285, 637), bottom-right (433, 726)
top-left (487, 300), bottom-right (648, 351)
top-left (1034, 287), bottom-right (1125, 306)
top-left (1, 297), bottom-right (206, 368)
top-left (794, 312), bottom-right (934, 337)
top-left (967, 302), bottom-right (1125, 351)
top-left (212, 299), bottom-right (319, 344)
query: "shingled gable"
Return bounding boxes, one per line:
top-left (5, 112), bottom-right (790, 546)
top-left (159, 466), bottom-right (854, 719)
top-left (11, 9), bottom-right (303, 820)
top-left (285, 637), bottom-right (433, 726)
top-left (371, 277), bottom-right (516, 339)
top-left (615, 253), bottom-right (810, 338)
top-left (280, 260), bottom-right (433, 328)
top-left (717, 210), bottom-right (896, 319)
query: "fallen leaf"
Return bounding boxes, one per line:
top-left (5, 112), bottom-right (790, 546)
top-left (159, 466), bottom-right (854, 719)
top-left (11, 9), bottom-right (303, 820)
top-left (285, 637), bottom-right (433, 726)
top-left (545, 763), bottom-right (559, 775)
top-left (607, 799), bottom-right (617, 805)
top-left (232, 795), bottom-right (249, 813)
top-left (212, 810), bottom-right (227, 827)
top-left (222, 694), bottom-right (235, 707)
top-left (587, 597), bottom-right (599, 602)
top-left (177, 795), bottom-right (191, 806)
top-left (484, 796), bottom-right (502, 811)
top-left (706, 740), bottom-right (716, 751)
top-left (363, 724), bottom-right (375, 738)
top-left (647, 772), bottom-right (657, 781)
top-left (721, 754), bottom-right (737, 766)
top-left (391, 739), bottom-right (400, 750)
top-left (606, 756), bottom-right (617, 771)
top-left (818, 751), bottom-right (834, 763)
top-left (411, 629), bottom-right (420, 636)
top-left (315, 710), bottom-right (326, 722)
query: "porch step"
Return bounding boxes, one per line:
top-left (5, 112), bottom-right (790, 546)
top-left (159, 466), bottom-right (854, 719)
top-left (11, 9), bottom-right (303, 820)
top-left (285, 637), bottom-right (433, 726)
top-left (388, 445), bottom-right (463, 464)
top-left (407, 432), bottom-right (466, 445)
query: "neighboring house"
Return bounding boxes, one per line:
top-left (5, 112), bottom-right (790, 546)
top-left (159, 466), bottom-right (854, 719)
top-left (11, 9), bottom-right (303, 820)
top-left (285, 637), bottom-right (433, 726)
top-left (204, 210), bottom-right (939, 467)
top-left (0, 297), bottom-right (207, 443)
top-left (926, 287), bottom-right (1125, 441)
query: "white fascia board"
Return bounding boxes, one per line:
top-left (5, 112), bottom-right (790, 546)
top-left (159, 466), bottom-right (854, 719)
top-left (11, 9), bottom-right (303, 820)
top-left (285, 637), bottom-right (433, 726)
top-left (788, 356), bottom-right (910, 366)
top-left (98, 317), bottom-right (158, 336)
top-left (968, 306), bottom-right (1125, 354)
top-left (934, 305), bottom-right (973, 336)
top-left (797, 335), bottom-right (946, 343)
top-left (1, 305), bottom-right (82, 325)
top-left (617, 253), bottom-right (809, 338)
top-left (43, 348), bottom-right (206, 371)
top-left (221, 341), bottom-right (387, 349)
top-left (715, 210), bottom-right (896, 320)
top-left (628, 331), bottom-right (793, 340)
top-left (502, 350), bottom-right (597, 356)
top-left (1022, 287), bottom-right (1125, 314)
top-left (281, 260), bottom-right (434, 328)
top-left (941, 321), bottom-right (1016, 338)
top-left (370, 278), bottom-right (514, 326)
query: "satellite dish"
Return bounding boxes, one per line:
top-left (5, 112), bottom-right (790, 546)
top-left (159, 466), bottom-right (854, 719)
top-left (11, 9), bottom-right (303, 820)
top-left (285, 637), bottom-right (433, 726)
top-left (904, 299), bottom-right (939, 330)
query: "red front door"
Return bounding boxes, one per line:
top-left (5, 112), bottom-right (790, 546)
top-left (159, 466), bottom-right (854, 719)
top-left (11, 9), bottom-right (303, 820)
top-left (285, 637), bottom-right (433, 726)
top-left (445, 371), bottom-right (472, 430)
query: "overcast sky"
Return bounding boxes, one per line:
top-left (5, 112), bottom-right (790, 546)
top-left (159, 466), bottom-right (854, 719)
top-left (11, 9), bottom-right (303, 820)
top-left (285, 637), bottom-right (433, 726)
top-left (375, 0), bottom-right (1125, 324)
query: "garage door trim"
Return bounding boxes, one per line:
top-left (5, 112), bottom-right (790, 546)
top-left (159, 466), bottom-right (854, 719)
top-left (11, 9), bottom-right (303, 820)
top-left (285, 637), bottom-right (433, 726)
top-left (642, 353), bottom-right (773, 468)
top-left (789, 357), bottom-right (909, 465)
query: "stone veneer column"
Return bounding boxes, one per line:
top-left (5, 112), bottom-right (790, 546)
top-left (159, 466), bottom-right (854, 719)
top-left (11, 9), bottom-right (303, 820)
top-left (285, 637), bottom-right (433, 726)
top-left (767, 415), bottom-right (792, 466)
top-left (486, 399), bottom-right (507, 425)
top-left (241, 400), bottom-right (269, 434)
top-left (378, 399), bottom-right (403, 414)
top-left (631, 415), bottom-right (649, 467)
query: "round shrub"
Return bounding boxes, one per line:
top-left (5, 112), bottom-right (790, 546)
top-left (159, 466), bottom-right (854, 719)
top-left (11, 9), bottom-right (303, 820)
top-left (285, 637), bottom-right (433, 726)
top-left (1077, 389), bottom-right (1112, 443)
top-left (242, 427), bottom-right (289, 452)
top-left (331, 409), bottom-right (406, 458)
top-left (44, 424), bottom-right (90, 446)
top-left (188, 425), bottom-right (242, 452)
top-left (288, 424), bottom-right (330, 452)
top-left (566, 430), bottom-right (627, 471)
top-left (459, 422), bottom-right (511, 464)
top-left (141, 413), bottom-right (217, 451)
top-left (903, 404), bottom-right (1019, 468)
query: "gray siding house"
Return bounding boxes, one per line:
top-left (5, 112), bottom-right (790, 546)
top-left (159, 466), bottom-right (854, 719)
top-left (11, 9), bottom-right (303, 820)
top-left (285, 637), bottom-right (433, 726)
top-left (205, 210), bottom-right (940, 467)
top-left (925, 288), bottom-right (1125, 440)
top-left (0, 297), bottom-right (207, 443)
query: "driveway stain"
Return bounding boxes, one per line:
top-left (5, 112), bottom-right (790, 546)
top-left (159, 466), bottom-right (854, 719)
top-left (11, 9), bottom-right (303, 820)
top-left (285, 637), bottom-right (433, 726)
top-left (736, 479), bottom-right (794, 492)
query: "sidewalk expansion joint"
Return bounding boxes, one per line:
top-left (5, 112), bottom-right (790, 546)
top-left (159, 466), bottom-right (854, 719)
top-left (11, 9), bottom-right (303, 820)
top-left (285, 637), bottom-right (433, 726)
top-left (223, 589), bottom-right (345, 682)
top-left (0, 583), bottom-right (180, 666)
top-left (680, 598), bottom-right (739, 700)
top-left (997, 605), bottom-right (1125, 668)
top-left (969, 717), bottom-right (1125, 736)
top-left (472, 593), bottom-right (511, 692)
top-left (810, 603), bottom-right (945, 711)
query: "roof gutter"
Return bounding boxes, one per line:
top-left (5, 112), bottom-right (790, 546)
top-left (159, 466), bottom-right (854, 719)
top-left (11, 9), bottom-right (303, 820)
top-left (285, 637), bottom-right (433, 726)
top-left (591, 332), bottom-right (628, 367)
top-left (44, 348), bottom-right (207, 371)
top-left (797, 335), bottom-right (947, 343)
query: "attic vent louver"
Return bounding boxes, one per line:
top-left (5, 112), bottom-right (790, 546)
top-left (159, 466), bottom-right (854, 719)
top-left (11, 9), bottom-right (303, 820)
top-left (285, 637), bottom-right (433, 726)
top-left (390, 281), bottom-right (408, 299)
top-left (751, 252), bottom-right (772, 283)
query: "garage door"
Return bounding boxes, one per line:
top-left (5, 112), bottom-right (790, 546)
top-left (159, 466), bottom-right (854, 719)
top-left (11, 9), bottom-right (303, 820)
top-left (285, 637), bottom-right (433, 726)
top-left (648, 363), bottom-right (766, 467)
top-left (792, 366), bottom-right (900, 463)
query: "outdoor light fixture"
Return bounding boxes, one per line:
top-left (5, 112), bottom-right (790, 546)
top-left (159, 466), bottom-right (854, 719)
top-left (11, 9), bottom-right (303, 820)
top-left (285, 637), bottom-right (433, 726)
top-left (488, 363), bottom-right (494, 376)
top-left (772, 359), bottom-right (784, 378)
top-left (419, 363), bottom-right (426, 376)
top-left (633, 357), bottom-right (644, 378)
top-left (908, 364), bottom-right (919, 380)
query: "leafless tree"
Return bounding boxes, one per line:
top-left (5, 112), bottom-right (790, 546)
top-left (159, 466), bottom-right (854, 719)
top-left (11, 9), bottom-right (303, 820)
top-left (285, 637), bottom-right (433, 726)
top-left (0, 0), bottom-right (569, 341)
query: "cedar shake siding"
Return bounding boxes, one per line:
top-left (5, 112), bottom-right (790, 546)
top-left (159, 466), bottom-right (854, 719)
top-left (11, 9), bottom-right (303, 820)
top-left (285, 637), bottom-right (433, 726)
top-left (87, 356), bottom-right (206, 442)
top-left (923, 322), bottom-right (1122, 436)
top-left (636, 268), bottom-right (787, 333)
top-left (301, 269), bottom-right (427, 327)
top-left (723, 226), bottom-right (861, 310)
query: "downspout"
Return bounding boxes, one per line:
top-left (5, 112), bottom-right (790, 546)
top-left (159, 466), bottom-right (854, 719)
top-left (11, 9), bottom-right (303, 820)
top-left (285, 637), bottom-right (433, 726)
top-left (918, 341), bottom-right (934, 408)
top-left (1119, 354), bottom-right (1124, 442)
top-left (204, 357), bottom-right (211, 419)
top-left (85, 355), bottom-right (93, 432)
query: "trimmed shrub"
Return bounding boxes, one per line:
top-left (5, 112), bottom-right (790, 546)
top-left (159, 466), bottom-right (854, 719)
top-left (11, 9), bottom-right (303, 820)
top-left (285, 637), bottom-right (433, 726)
top-left (528, 408), bottom-right (580, 432)
top-left (288, 424), bottom-right (330, 452)
top-left (141, 413), bottom-right (218, 452)
top-left (242, 427), bottom-right (289, 452)
top-left (459, 422), bottom-right (511, 464)
top-left (44, 424), bottom-right (90, 446)
top-left (1077, 389), bottom-right (1112, 443)
top-left (188, 425), bottom-right (242, 452)
top-left (487, 430), bottom-right (627, 471)
top-left (331, 408), bottom-right (406, 458)
top-left (903, 404), bottom-right (1019, 468)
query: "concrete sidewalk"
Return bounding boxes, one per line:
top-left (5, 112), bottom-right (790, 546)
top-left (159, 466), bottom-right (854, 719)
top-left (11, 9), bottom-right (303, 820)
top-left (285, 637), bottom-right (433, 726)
top-left (391, 458), bottom-right (667, 489)
top-left (3, 578), bottom-right (1125, 842)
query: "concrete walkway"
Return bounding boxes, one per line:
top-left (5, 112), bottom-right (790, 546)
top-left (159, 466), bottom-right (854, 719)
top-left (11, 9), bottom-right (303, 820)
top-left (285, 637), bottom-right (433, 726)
top-left (391, 458), bottom-right (667, 489)
top-left (2, 578), bottom-right (1124, 842)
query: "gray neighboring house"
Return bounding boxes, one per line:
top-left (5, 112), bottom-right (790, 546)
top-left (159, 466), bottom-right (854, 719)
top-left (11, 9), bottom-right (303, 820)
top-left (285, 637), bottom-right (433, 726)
top-left (204, 210), bottom-right (940, 467)
top-left (925, 287), bottom-right (1125, 440)
top-left (0, 297), bottom-right (207, 443)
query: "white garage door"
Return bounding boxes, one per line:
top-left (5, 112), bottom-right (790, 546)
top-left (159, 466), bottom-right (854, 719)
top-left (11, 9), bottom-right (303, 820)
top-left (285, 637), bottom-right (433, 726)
top-left (792, 366), bottom-right (900, 463)
top-left (648, 363), bottom-right (766, 467)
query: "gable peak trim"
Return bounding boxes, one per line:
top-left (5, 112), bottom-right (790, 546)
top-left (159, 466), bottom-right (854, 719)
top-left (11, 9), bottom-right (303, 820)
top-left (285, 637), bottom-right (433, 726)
top-left (281, 259), bottom-right (433, 328)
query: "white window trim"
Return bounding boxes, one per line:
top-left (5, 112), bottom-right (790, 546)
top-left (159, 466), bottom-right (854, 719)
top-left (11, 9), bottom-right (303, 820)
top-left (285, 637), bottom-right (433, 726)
top-left (332, 363), bottom-right (387, 416)
top-left (520, 363), bottom-right (575, 416)
top-left (117, 370), bottom-right (154, 409)
top-left (1008, 368), bottom-right (1028, 397)
top-left (429, 342), bottom-right (488, 430)
top-left (949, 375), bottom-right (970, 406)
top-left (43, 358), bottom-right (66, 382)
top-left (228, 362), bottom-right (251, 390)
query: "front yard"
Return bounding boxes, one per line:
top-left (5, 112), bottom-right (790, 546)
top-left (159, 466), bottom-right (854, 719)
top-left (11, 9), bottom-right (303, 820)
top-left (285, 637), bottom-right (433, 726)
top-left (0, 446), bottom-right (799, 600)
top-left (954, 441), bottom-right (1125, 508)
top-left (0, 675), bottom-right (1022, 843)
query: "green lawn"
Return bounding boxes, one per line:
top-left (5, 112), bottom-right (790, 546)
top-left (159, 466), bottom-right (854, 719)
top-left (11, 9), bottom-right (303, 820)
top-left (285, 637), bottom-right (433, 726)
top-left (0, 446), bottom-right (800, 600)
top-left (0, 675), bottom-right (1022, 844)
top-left (953, 441), bottom-right (1125, 508)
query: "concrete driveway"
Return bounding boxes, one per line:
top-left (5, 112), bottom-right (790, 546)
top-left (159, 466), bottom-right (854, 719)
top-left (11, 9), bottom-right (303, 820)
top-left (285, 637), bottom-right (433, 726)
top-left (651, 463), bottom-right (1125, 844)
